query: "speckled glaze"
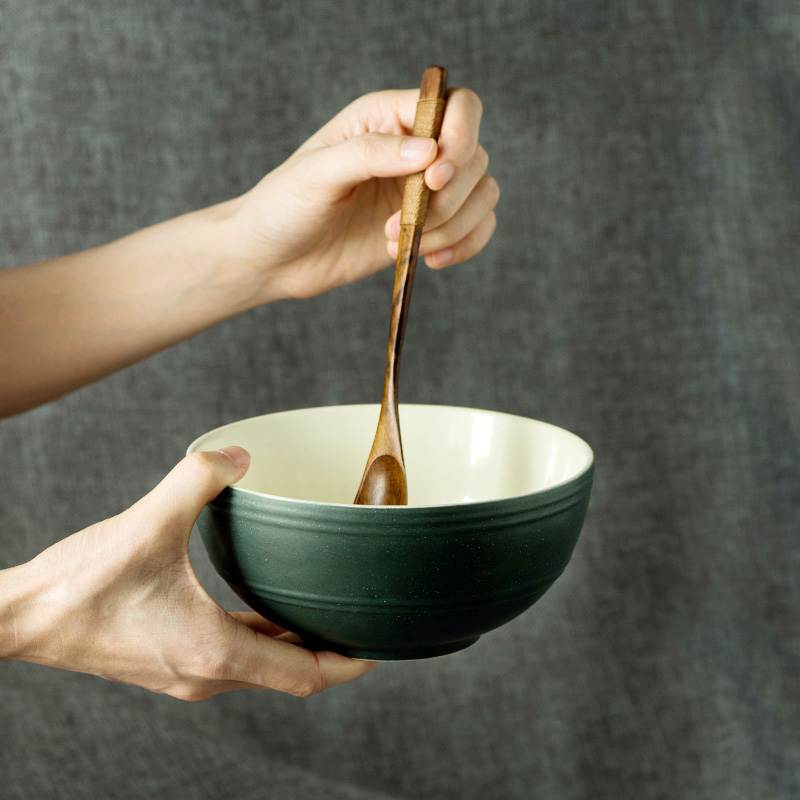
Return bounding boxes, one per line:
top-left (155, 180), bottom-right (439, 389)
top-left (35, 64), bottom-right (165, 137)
top-left (189, 405), bottom-right (594, 661)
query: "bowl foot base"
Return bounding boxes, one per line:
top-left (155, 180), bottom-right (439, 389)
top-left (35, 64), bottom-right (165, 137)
top-left (302, 636), bottom-right (481, 661)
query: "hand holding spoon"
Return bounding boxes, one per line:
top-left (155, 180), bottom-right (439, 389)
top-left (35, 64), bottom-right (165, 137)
top-left (354, 65), bottom-right (448, 506)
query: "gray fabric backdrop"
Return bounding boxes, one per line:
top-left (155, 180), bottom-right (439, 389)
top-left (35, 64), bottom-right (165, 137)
top-left (1, 1), bottom-right (798, 798)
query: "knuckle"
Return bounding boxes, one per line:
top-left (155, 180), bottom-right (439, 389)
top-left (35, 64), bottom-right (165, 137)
top-left (472, 212), bottom-right (497, 252)
top-left (483, 175), bottom-right (500, 207)
top-left (463, 88), bottom-right (483, 118)
top-left (420, 232), bottom-right (443, 255)
top-left (459, 211), bottom-right (496, 260)
top-left (353, 90), bottom-right (379, 108)
top-left (353, 133), bottom-right (380, 163)
top-left (168, 683), bottom-right (211, 703)
top-left (185, 451), bottom-right (220, 487)
top-left (192, 650), bottom-right (232, 682)
top-left (287, 671), bottom-right (324, 699)
top-left (341, 91), bottom-right (380, 125)
top-left (476, 144), bottom-right (489, 173)
top-left (421, 220), bottom-right (452, 253)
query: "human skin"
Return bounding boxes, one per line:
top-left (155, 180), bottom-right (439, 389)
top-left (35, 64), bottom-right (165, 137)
top-left (0, 87), bottom-right (498, 699)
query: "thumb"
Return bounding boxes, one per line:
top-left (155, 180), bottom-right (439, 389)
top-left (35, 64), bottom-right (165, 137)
top-left (295, 133), bottom-right (437, 196)
top-left (133, 447), bottom-right (251, 532)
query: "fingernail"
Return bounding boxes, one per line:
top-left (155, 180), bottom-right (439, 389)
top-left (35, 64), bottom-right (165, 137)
top-left (390, 219), bottom-right (401, 239)
top-left (428, 247), bottom-right (454, 268)
top-left (217, 446), bottom-right (250, 470)
top-left (401, 136), bottom-right (434, 161)
top-left (434, 162), bottom-right (455, 187)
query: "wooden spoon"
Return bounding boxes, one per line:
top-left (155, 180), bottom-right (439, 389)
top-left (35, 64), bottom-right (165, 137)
top-left (354, 65), bottom-right (448, 505)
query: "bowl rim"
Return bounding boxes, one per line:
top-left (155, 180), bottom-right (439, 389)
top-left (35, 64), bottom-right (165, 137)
top-left (187, 403), bottom-right (595, 511)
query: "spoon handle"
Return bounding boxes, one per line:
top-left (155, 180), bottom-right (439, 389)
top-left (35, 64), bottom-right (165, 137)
top-left (384, 66), bottom-right (448, 399)
top-left (401, 66), bottom-right (449, 228)
top-left (354, 66), bottom-right (448, 506)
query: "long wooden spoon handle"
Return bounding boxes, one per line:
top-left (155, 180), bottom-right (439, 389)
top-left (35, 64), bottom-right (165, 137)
top-left (400, 66), bottom-right (448, 228)
top-left (385, 66), bottom-right (449, 395)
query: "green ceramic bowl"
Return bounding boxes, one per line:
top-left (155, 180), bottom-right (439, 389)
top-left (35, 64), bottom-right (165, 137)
top-left (188, 404), bottom-right (594, 661)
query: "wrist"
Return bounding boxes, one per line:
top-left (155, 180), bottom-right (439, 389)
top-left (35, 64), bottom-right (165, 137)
top-left (0, 562), bottom-right (45, 662)
top-left (188, 197), bottom-right (269, 314)
top-left (195, 195), bottom-right (285, 312)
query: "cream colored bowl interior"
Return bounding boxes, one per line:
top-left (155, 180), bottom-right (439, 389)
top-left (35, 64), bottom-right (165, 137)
top-left (187, 405), bottom-right (593, 507)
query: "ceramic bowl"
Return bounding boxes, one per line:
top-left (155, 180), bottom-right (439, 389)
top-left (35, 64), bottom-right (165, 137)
top-left (187, 404), bottom-right (594, 661)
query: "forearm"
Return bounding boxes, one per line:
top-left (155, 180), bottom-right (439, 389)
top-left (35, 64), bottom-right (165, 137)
top-left (0, 198), bottom-right (262, 418)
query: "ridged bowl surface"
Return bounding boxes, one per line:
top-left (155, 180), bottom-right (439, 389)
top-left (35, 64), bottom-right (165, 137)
top-left (188, 405), bottom-right (594, 660)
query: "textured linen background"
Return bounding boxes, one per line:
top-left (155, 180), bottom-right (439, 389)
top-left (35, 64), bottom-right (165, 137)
top-left (1, 2), bottom-right (798, 799)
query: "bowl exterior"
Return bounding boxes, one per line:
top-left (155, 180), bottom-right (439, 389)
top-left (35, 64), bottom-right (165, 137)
top-left (197, 465), bottom-right (593, 661)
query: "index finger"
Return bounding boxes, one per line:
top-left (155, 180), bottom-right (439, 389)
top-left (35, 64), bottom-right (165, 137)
top-left (302, 84), bottom-right (483, 194)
